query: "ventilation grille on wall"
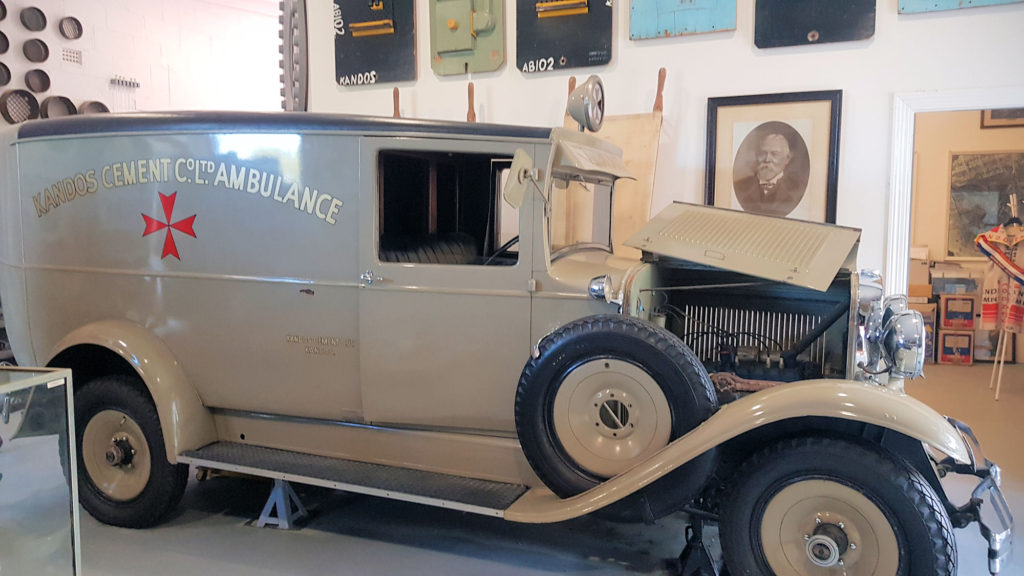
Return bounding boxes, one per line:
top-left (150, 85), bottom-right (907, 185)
top-left (62, 47), bottom-right (83, 66)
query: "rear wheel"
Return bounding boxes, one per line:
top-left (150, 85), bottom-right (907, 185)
top-left (721, 437), bottom-right (956, 576)
top-left (76, 375), bottom-right (187, 528)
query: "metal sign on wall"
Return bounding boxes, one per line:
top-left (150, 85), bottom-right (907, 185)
top-left (430, 0), bottom-right (504, 76)
top-left (517, 1), bottom-right (611, 73)
top-left (754, 0), bottom-right (875, 49)
top-left (630, 0), bottom-right (736, 40)
top-left (334, 0), bottom-right (416, 87)
top-left (900, 0), bottom-right (1022, 12)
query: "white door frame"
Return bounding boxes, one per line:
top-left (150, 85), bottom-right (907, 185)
top-left (885, 86), bottom-right (1024, 295)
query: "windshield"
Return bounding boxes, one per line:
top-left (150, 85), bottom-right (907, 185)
top-left (548, 176), bottom-right (613, 253)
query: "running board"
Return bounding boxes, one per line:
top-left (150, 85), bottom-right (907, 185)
top-left (178, 442), bottom-right (528, 517)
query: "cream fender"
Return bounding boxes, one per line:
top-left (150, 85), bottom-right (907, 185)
top-left (48, 319), bottom-right (216, 463)
top-left (505, 379), bottom-right (969, 523)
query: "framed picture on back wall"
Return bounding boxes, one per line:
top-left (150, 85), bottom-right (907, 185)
top-left (705, 90), bottom-right (842, 223)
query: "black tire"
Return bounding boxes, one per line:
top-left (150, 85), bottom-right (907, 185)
top-left (721, 437), bottom-right (956, 576)
top-left (515, 314), bottom-right (717, 520)
top-left (75, 375), bottom-right (188, 528)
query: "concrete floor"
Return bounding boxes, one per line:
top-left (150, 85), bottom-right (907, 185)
top-left (21, 364), bottom-right (1024, 575)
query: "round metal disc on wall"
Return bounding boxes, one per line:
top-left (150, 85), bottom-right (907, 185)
top-left (79, 100), bottom-right (110, 114)
top-left (0, 63), bottom-right (10, 87)
top-left (59, 16), bottom-right (83, 40)
top-left (19, 6), bottom-right (46, 31)
top-left (0, 31), bottom-right (8, 55)
top-left (25, 69), bottom-right (50, 93)
top-left (1, 89), bottom-right (40, 124)
top-left (23, 39), bottom-right (49, 63)
top-left (40, 95), bottom-right (76, 118)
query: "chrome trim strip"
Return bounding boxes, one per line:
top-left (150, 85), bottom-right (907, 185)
top-left (1, 260), bottom-right (360, 288)
top-left (209, 407), bottom-right (518, 439)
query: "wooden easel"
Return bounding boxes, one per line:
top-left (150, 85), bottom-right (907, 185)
top-left (990, 193), bottom-right (1022, 401)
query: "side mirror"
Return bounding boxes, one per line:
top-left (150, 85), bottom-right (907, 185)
top-left (567, 75), bottom-right (604, 133)
top-left (502, 148), bottom-right (534, 210)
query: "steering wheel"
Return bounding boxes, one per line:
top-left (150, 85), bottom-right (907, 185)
top-left (483, 235), bottom-right (520, 266)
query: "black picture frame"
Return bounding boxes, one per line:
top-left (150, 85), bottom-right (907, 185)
top-left (980, 108), bottom-right (1024, 129)
top-left (705, 90), bottom-right (842, 223)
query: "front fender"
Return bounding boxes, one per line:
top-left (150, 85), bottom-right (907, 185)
top-left (47, 320), bottom-right (216, 464)
top-left (505, 379), bottom-right (970, 523)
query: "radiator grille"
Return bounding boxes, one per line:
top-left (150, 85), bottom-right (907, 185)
top-left (670, 304), bottom-right (826, 369)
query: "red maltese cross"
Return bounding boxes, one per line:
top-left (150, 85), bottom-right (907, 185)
top-left (141, 192), bottom-right (197, 260)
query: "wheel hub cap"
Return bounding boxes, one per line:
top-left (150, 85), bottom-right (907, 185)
top-left (105, 436), bottom-right (135, 467)
top-left (82, 409), bottom-right (152, 501)
top-left (593, 389), bottom-right (636, 439)
top-left (552, 358), bottom-right (672, 478)
top-left (806, 524), bottom-right (848, 568)
top-left (761, 480), bottom-right (899, 575)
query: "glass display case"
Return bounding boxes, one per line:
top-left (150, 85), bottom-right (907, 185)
top-left (0, 367), bottom-right (80, 575)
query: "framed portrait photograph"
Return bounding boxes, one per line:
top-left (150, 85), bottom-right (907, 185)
top-left (705, 90), bottom-right (842, 223)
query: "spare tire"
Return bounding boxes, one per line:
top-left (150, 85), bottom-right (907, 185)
top-left (515, 314), bottom-right (718, 521)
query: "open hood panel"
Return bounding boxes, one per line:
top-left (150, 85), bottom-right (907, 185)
top-left (625, 203), bottom-right (860, 292)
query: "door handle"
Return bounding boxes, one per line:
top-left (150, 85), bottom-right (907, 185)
top-left (360, 269), bottom-right (384, 285)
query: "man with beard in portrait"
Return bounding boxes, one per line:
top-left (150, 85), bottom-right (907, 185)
top-left (733, 131), bottom-right (807, 217)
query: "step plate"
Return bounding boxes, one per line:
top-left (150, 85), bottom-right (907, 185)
top-left (179, 442), bottom-right (527, 516)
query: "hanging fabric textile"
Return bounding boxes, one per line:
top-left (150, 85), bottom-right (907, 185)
top-left (976, 224), bottom-right (1024, 333)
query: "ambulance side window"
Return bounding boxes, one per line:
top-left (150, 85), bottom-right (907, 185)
top-left (377, 151), bottom-right (517, 266)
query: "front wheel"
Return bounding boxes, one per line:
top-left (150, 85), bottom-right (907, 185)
top-left (76, 375), bottom-right (188, 528)
top-left (721, 437), bottom-right (956, 576)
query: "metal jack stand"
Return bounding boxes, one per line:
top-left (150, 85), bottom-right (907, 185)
top-left (255, 478), bottom-right (308, 529)
top-left (677, 518), bottom-right (720, 576)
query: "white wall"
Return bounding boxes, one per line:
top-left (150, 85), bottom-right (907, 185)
top-left (306, 0), bottom-right (1024, 272)
top-left (1, 0), bottom-right (280, 112)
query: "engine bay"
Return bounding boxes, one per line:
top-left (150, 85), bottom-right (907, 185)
top-left (645, 261), bottom-right (853, 386)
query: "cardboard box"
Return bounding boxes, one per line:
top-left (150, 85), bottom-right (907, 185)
top-left (909, 284), bottom-right (932, 299)
top-left (939, 294), bottom-right (976, 330)
top-left (910, 302), bottom-right (936, 363)
top-left (909, 258), bottom-right (930, 286)
top-left (932, 269), bottom-right (983, 295)
top-left (938, 330), bottom-right (974, 365)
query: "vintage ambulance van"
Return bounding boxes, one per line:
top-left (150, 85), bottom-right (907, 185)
top-left (0, 79), bottom-right (1012, 575)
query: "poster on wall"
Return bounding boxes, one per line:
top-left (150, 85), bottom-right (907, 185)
top-left (517, 1), bottom-right (611, 73)
top-left (334, 0), bottom-right (416, 87)
top-left (946, 151), bottom-right (1024, 258)
top-left (899, 0), bottom-right (1023, 14)
top-left (705, 90), bottom-right (841, 223)
top-left (629, 0), bottom-right (736, 40)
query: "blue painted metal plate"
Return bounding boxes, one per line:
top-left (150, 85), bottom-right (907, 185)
top-left (899, 0), bottom-right (1022, 13)
top-left (630, 0), bottom-right (736, 41)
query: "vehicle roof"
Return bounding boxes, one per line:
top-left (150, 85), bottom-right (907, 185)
top-left (16, 111), bottom-right (554, 141)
